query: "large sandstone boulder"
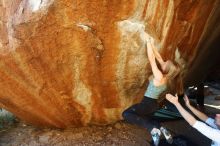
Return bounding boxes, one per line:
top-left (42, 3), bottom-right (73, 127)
top-left (0, 0), bottom-right (219, 128)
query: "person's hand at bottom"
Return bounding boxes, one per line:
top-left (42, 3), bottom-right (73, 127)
top-left (165, 93), bottom-right (179, 105)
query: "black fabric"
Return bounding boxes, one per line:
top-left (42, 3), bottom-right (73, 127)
top-left (196, 82), bottom-right (204, 106)
top-left (122, 96), bottom-right (160, 132)
top-left (185, 83), bottom-right (204, 106)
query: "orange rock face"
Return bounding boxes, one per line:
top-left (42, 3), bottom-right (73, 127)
top-left (0, 0), bottom-right (219, 128)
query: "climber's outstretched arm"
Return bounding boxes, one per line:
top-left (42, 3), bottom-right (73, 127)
top-left (152, 44), bottom-right (165, 66)
top-left (146, 41), bottom-right (163, 81)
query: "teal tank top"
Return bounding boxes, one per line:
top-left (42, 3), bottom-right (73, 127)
top-left (144, 79), bottom-right (167, 99)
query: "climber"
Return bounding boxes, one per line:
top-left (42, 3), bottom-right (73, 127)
top-left (166, 93), bottom-right (220, 146)
top-left (122, 35), bottom-right (182, 146)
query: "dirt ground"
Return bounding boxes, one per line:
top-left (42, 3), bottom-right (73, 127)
top-left (0, 121), bottom-right (151, 146)
top-left (0, 119), bottom-right (213, 146)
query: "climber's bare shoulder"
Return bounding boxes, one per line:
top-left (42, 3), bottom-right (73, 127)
top-left (152, 77), bottom-right (167, 86)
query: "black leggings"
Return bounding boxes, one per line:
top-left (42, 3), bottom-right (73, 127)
top-left (122, 96), bottom-right (160, 132)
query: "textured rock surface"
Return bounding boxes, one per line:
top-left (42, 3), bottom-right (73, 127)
top-left (0, 0), bottom-right (219, 128)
